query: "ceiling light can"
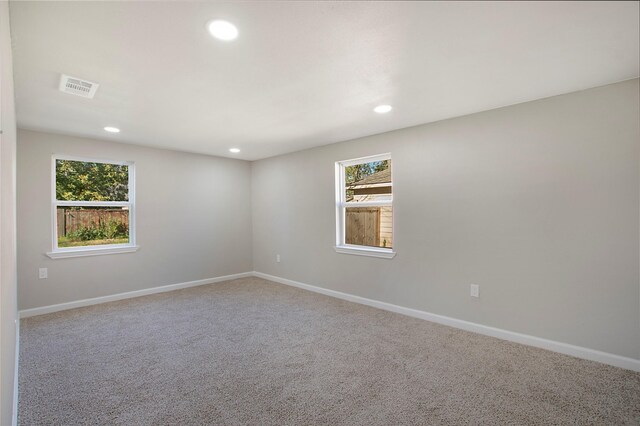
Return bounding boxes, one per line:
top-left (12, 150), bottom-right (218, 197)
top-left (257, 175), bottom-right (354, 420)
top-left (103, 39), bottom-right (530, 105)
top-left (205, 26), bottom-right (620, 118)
top-left (374, 105), bottom-right (393, 114)
top-left (208, 20), bottom-right (238, 41)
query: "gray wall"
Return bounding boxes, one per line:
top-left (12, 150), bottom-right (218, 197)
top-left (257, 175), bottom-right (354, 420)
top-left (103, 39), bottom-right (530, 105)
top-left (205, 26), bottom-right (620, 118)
top-left (0, 1), bottom-right (18, 424)
top-left (252, 79), bottom-right (640, 360)
top-left (15, 80), bottom-right (640, 362)
top-left (17, 129), bottom-right (253, 310)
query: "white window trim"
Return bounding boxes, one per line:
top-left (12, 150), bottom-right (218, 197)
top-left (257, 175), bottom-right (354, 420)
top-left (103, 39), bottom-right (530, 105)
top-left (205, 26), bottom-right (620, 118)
top-left (47, 154), bottom-right (138, 259)
top-left (335, 153), bottom-right (396, 259)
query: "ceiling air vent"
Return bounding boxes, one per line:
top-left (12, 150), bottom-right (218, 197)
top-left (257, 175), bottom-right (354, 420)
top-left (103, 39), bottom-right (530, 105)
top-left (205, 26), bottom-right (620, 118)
top-left (59, 74), bottom-right (99, 99)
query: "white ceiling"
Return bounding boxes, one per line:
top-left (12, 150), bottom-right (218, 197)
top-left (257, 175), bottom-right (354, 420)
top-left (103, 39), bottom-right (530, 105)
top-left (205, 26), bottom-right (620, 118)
top-left (9, 1), bottom-right (639, 161)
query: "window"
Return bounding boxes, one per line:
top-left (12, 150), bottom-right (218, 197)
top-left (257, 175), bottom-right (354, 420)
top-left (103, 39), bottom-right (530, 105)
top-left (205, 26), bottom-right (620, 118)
top-left (335, 153), bottom-right (395, 258)
top-left (47, 155), bottom-right (138, 259)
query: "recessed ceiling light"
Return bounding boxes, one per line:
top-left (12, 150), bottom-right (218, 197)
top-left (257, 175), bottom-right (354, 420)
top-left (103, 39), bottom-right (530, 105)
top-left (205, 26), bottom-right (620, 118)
top-left (229, 148), bottom-right (240, 153)
top-left (207, 20), bottom-right (238, 41)
top-left (374, 105), bottom-right (392, 114)
top-left (104, 126), bottom-right (120, 133)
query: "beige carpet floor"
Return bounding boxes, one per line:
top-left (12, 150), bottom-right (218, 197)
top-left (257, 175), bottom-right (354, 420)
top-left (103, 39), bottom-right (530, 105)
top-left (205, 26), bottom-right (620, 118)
top-left (19, 277), bottom-right (640, 425)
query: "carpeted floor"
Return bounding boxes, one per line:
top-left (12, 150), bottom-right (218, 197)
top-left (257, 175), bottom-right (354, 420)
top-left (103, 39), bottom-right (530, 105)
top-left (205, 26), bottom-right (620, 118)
top-left (19, 277), bottom-right (640, 425)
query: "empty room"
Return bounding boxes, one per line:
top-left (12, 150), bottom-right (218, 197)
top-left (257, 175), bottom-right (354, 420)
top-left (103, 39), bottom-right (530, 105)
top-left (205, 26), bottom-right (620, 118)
top-left (1, 1), bottom-right (639, 424)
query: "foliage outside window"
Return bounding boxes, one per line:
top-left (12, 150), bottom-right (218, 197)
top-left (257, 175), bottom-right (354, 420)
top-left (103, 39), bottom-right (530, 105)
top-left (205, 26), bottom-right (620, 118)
top-left (336, 154), bottom-right (393, 257)
top-left (52, 156), bottom-right (135, 252)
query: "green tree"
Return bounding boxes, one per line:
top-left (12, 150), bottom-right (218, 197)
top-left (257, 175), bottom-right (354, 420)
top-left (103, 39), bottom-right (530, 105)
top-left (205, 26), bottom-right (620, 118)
top-left (56, 160), bottom-right (129, 201)
top-left (345, 160), bottom-right (388, 185)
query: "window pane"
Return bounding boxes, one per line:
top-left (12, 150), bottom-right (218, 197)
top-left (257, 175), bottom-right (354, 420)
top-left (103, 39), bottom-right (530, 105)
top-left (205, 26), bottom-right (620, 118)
top-left (345, 159), bottom-right (391, 202)
top-left (57, 206), bottom-right (129, 248)
top-left (345, 206), bottom-right (392, 249)
top-left (56, 159), bottom-right (129, 201)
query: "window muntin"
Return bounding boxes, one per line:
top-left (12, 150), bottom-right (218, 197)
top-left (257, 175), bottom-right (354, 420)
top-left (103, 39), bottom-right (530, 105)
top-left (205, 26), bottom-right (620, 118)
top-left (336, 154), bottom-right (393, 254)
top-left (52, 156), bottom-right (135, 252)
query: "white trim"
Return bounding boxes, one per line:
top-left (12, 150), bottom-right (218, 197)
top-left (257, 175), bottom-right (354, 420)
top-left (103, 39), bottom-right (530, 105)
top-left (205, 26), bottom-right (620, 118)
top-left (46, 244), bottom-right (139, 259)
top-left (50, 155), bottom-right (55, 252)
top-left (342, 200), bottom-right (393, 208)
top-left (18, 272), bottom-right (253, 318)
top-left (338, 152), bottom-right (392, 167)
top-left (16, 270), bottom-right (640, 372)
top-left (53, 154), bottom-right (130, 166)
top-left (335, 153), bottom-right (393, 253)
top-left (335, 161), bottom-right (344, 246)
top-left (335, 245), bottom-right (396, 259)
top-left (128, 160), bottom-right (136, 246)
top-left (252, 271), bottom-right (640, 372)
top-left (55, 200), bottom-right (130, 207)
top-left (50, 154), bottom-right (136, 256)
top-left (12, 319), bottom-right (19, 426)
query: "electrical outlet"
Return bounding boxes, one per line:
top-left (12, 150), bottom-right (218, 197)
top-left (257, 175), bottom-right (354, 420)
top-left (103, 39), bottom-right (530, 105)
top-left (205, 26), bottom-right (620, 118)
top-left (276, 254), bottom-right (281, 263)
top-left (470, 284), bottom-right (479, 298)
top-left (39, 268), bottom-right (48, 279)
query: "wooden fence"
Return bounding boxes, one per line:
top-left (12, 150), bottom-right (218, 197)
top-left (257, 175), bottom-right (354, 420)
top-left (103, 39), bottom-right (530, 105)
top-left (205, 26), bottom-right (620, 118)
top-left (346, 207), bottom-right (381, 247)
top-left (345, 206), bottom-right (392, 248)
top-left (56, 208), bottom-right (128, 237)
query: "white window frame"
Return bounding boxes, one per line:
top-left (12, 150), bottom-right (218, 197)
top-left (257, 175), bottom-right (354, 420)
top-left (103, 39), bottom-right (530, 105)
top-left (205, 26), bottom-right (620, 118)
top-left (335, 153), bottom-right (396, 259)
top-left (46, 154), bottom-right (139, 259)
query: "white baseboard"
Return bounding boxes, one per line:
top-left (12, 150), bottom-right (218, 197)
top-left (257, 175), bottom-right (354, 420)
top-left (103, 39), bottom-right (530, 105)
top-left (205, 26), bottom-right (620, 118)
top-left (252, 271), bottom-right (640, 373)
top-left (18, 272), bottom-right (253, 319)
top-left (16, 269), bottom-right (640, 372)
top-left (12, 318), bottom-right (19, 426)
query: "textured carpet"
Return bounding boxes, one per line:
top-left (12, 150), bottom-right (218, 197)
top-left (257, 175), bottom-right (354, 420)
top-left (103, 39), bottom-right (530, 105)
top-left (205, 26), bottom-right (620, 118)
top-left (19, 277), bottom-right (640, 425)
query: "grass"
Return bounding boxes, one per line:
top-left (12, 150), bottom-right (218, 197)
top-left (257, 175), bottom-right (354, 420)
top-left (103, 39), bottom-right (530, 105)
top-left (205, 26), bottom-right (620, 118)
top-left (58, 237), bottom-right (129, 248)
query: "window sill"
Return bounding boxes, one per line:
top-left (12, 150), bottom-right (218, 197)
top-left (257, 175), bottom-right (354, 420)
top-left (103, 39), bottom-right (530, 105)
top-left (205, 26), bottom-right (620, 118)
top-left (334, 245), bottom-right (396, 259)
top-left (46, 245), bottom-right (139, 259)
